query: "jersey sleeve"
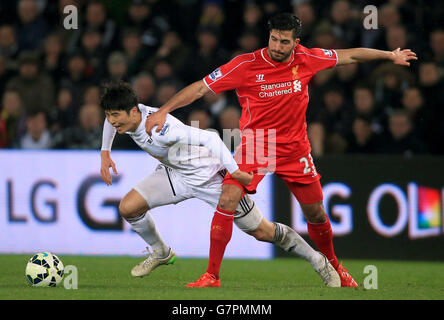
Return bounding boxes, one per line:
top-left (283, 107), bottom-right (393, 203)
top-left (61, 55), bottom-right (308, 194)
top-left (305, 48), bottom-right (338, 74)
top-left (101, 118), bottom-right (116, 151)
top-left (203, 53), bottom-right (254, 94)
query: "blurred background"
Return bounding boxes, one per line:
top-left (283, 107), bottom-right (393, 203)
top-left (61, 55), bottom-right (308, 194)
top-left (0, 0), bottom-right (443, 260)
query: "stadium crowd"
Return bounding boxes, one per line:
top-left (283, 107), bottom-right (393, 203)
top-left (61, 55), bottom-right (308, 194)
top-left (0, 0), bottom-right (443, 156)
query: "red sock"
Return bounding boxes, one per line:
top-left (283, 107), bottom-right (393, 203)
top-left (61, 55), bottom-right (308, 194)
top-left (307, 216), bottom-right (339, 270)
top-left (206, 206), bottom-right (234, 279)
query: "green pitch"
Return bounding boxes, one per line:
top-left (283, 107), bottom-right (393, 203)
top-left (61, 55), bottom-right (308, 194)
top-left (1, 254), bottom-right (444, 300)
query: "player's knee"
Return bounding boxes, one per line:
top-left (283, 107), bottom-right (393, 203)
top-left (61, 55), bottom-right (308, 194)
top-left (218, 194), bottom-right (239, 212)
top-left (218, 185), bottom-right (243, 211)
top-left (119, 200), bottom-right (136, 219)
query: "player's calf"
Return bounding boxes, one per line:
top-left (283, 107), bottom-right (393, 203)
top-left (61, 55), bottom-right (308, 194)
top-left (246, 219), bottom-right (276, 242)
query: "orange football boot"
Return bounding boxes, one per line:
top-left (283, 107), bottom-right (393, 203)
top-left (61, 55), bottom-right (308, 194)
top-left (185, 272), bottom-right (221, 288)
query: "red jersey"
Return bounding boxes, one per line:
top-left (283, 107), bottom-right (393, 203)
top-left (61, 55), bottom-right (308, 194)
top-left (203, 44), bottom-right (337, 157)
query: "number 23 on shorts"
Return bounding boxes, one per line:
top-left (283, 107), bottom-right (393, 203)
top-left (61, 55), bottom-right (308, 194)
top-left (299, 153), bottom-right (318, 177)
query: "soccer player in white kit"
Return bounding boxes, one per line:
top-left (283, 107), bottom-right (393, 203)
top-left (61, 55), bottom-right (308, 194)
top-left (99, 82), bottom-right (340, 287)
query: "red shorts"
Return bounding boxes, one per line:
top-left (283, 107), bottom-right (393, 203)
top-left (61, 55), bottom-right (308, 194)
top-left (223, 145), bottom-right (323, 204)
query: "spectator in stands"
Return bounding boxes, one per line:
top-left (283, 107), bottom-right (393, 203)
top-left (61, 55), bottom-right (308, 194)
top-left (332, 63), bottom-right (359, 100)
top-left (154, 81), bottom-right (179, 107)
top-left (292, 0), bottom-right (316, 44)
top-left (106, 51), bottom-right (129, 83)
top-left (154, 81), bottom-right (188, 122)
top-left (60, 52), bottom-right (92, 110)
top-left (377, 110), bottom-right (426, 155)
top-left (0, 25), bottom-right (20, 67)
top-left (68, 0), bottom-right (117, 53)
top-left (385, 25), bottom-right (409, 52)
top-left (83, 85), bottom-right (101, 106)
top-left (18, 110), bottom-right (52, 149)
top-left (313, 86), bottom-right (353, 154)
top-left (0, 0), bottom-right (441, 156)
top-left (48, 87), bottom-right (76, 134)
top-left (401, 87), bottom-right (429, 145)
top-left (187, 108), bottom-right (212, 130)
top-left (352, 84), bottom-right (385, 134)
top-left (312, 23), bottom-right (338, 49)
top-left (346, 115), bottom-right (381, 154)
top-left (41, 32), bottom-right (65, 83)
top-left (6, 51), bottom-right (54, 115)
top-left (429, 29), bottom-right (444, 68)
top-left (328, 0), bottom-right (361, 48)
top-left (0, 89), bottom-right (26, 148)
top-left (51, 103), bottom-right (103, 149)
top-left (417, 61), bottom-right (444, 148)
top-left (232, 27), bottom-right (263, 57)
top-left (0, 54), bottom-right (15, 95)
top-left (240, 1), bottom-right (267, 42)
top-left (120, 28), bottom-right (149, 79)
top-left (370, 62), bottom-right (415, 110)
top-left (15, 0), bottom-right (49, 51)
top-left (203, 91), bottom-right (230, 118)
top-left (133, 72), bottom-right (156, 106)
top-left (124, 0), bottom-right (170, 54)
top-left (184, 25), bottom-right (230, 83)
top-left (79, 27), bottom-right (106, 82)
top-left (417, 61), bottom-right (444, 154)
top-left (149, 58), bottom-right (180, 85)
top-left (145, 30), bottom-right (191, 79)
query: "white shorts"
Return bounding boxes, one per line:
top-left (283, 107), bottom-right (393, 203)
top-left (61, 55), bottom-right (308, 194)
top-left (133, 164), bottom-right (263, 232)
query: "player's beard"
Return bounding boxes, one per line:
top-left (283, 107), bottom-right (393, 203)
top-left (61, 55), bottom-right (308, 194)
top-left (269, 48), bottom-right (293, 62)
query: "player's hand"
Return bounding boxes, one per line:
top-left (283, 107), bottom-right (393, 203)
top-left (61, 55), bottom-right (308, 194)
top-left (145, 109), bottom-right (168, 136)
top-left (100, 150), bottom-right (118, 186)
top-left (231, 169), bottom-right (254, 186)
top-left (390, 48), bottom-right (417, 67)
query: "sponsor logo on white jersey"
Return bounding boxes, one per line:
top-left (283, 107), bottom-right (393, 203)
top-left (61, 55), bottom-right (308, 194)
top-left (159, 123), bottom-right (170, 136)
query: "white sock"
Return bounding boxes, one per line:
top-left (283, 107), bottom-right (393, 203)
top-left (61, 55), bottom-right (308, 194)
top-left (273, 223), bottom-right (320, 267)
top-left (125, 212), bottom-right (170, 258)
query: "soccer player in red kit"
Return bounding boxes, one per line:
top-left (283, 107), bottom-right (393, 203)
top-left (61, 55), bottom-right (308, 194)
top-left (145, 13), bottom-right (417, 287)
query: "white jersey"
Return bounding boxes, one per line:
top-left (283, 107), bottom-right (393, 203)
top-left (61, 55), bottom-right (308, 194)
top-left (101, 104), bottom-right (239, 187)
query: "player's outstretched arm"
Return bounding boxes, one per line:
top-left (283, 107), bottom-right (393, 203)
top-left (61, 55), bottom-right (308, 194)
top-left (336, 47), bottom-right (417, 66)
top-left (145, 80), bottom-right (210, 136)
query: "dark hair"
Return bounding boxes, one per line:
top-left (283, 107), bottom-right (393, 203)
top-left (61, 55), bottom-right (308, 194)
top-left (267, 13), bottom-right (302, 39)
top-left (100, 81), bottom-right (138, 114)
